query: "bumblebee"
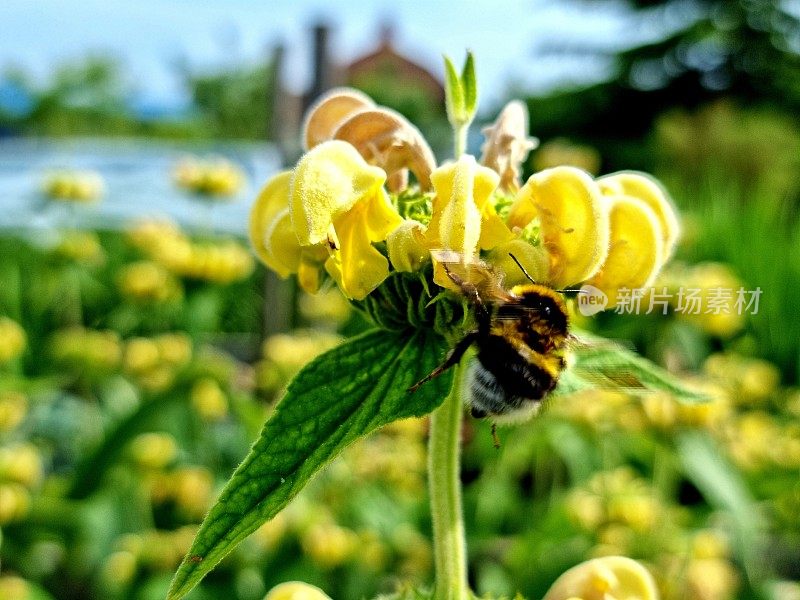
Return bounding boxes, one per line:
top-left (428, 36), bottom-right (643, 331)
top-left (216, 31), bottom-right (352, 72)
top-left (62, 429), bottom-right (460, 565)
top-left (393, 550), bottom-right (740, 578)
top-left (410, 252), bottom-right (570, 422)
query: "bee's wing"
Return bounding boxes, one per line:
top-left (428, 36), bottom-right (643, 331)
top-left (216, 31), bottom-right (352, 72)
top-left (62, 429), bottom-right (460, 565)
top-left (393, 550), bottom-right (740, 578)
top-left (562, 332), bottom-right (649, 391)
top-left (559, 331), bottom-right (707, 401)
top-left (430, 250), bottom-right (515, 304)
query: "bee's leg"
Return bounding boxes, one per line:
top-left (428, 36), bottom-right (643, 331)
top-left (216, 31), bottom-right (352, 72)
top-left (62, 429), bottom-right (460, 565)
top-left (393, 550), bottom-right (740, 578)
top-left (442, 264), bottom-right (491, 331)
top-left (408, 331), bottom-right (477, 393)
top-left (442, 264), bottom-right (487, 314)
top-left (491, 423), bottom-right (501, 449)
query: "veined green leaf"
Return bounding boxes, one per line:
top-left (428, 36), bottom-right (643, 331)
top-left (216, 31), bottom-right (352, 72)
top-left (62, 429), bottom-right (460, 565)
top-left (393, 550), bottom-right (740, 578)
top-left (553, 334), bottom-right (708, 403)
top-left (443, 55), bottom-right (465, 124)
top-left (168, 328), bottom-right (452, 600)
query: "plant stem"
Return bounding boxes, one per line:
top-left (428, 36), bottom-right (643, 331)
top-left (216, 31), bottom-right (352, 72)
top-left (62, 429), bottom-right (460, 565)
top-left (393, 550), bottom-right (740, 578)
top-left (428, 362), bottom-right (469, 600)
top-left (454, 124), bottom-right (468, 158)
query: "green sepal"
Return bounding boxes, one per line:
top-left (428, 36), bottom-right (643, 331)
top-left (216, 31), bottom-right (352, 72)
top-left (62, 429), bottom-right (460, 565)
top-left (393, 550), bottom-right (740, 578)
top-left (461, 51), bottom-right (478, 116)
top-left (444, 55), bottom-right (466, 124)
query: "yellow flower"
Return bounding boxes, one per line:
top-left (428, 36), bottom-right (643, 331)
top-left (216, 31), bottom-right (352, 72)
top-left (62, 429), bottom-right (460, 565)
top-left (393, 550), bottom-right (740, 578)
top-left (387, 219), bottom-right (429, 273)
top-left (425, 155), bottom-right (512, 287)
top-left (248, 86), bottom-right (678, 321)
top-left (173, 156), bottom-right (244, 198)
top-left (251, 140), bottom-right (405, 299)
top-left (543, 556), bottom-right (660, 600)
top-left (0, 317), bottom-right (26, 364)
top-left (43, 169), bottom-right (105, 202)
top-left (509, 166), bottom-right (609, 289)
top-left (292, 140), bottom-right (403, 299)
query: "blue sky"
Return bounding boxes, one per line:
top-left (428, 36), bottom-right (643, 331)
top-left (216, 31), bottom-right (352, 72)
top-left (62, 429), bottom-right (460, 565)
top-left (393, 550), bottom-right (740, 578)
top-left (0, 0), bottom-right (671, 109)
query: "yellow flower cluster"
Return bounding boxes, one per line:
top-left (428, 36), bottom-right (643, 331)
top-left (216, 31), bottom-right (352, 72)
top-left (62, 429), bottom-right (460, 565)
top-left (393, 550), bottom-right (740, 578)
top-left (129, 432), bottom-right (179, 470)
top-left (104, 525), bottom-right (197, 575)
top-left (123, 332), bottom-right (192, 392)
top-left (551, 385), bottom-right (730, 434)
top-left (659, 262), bottom-right (746, 338)
top-left (149, 465), bottom-right (215, 521)
top-left (117, 260), bottom-right (183, 303)
top-left (250, 89), bottom-right (678, 307)
top-left (42, 169), bottom-right (105, 203)
top-left (256, 330), bottom-right (343, 394)
top-left (49, 327), bottom-right (122, 373)
top-left (0, 442), bottom-right (43, 526)
top-left (0, 576), bottom-right (34, 600)
top-left (566, 467), bottom-right (668, 538)
top-left (173, 155), bottom-right (245, 199)
top-left (0, 316), bottom-right (26, 364)
top-left (52, 230), bottom-right (106, 265)
top-left (0, 391), bottom-right (27, 432)
top-left (127, 220), bottom-right (254, 284)
top-left (532, 137), bottom-right (602, 175)
top-left (190, 377), bottom-right (229, 422)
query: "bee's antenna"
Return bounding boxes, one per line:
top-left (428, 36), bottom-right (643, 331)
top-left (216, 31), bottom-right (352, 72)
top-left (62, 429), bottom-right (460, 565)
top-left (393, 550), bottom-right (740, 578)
top-left (508, 253), bottom-right (536, 284)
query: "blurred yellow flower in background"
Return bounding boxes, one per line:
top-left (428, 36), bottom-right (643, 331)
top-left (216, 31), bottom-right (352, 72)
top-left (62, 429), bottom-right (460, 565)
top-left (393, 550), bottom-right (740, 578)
top-left (52, 229), bottom-right (105, 265)
top-left (173, 155), bottom-right (245, 199)
top-left (0, 317), bottom-right (26, 364)
top-left (42, 169), bottom-right (105, 203)
top-left (117, 260), bottom-right (183, 303)
top-left (533, 138), bottom-right (601, 175)
top-left (127, 219), bottom-right (254, 284)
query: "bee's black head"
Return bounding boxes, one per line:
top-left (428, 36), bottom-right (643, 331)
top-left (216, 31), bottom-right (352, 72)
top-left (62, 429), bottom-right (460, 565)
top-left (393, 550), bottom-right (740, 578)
top-left (518, 287), bottom-right (569, 335)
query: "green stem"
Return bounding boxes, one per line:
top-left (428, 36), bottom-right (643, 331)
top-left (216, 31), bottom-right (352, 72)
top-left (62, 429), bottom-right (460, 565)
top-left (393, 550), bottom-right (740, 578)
top-left (454, 125), bottom-right (468, 158)
top-left (428, 362), bottom-right (469, 600)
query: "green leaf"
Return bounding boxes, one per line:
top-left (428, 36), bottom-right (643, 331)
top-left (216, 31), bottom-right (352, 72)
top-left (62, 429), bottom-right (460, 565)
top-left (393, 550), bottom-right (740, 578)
top-left (553, 334), bottom-right (708, 402)
top-left (168, 328), bottom-right (453, 600)
top-left (461, 51), bottom-right (478, 117)
top-left (443, 55), bottom-right (465, 124)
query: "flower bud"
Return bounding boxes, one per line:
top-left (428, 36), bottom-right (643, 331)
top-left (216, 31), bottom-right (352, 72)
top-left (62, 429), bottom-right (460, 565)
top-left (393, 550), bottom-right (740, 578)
top-left (387, 220), bottom-right (428, 272)
top-left (543, 556), bottom-right (659, 600)
top-left (264, 581), bottom-right (332, 600)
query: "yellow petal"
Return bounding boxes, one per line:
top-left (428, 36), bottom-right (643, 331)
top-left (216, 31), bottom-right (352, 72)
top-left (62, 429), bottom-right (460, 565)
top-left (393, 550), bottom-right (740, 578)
top-left (264, 208), bottom-right (302, 278)
top-left (486, 239), bottom-right (550, 287)
top-left (597, 172), bottom-right (679, 259)
top-left (325, 202), bottom-right (392, 300)
top-left (510, 166), bottom-right (609, 288)
top-left (586, 195), bottom-right (665, 307)
top-left (249, 171), bottom-right (293, 266)
top-left (543, 556), bottom-right (659, 600)
top-left (387, 219), bottom-right (428, 272)
top-left (291, 141), bottom-right (387, 246)
top-left (362, 186), bottom-right (404, 242)
top-left (297, 255), bottom-right (323, 294)
top-left (427, 155), bottom-right (500, 256)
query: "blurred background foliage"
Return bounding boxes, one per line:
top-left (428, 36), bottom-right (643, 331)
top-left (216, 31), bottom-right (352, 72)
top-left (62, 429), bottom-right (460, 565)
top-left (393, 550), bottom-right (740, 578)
top-left (1, 0), bottom-right (799, 598)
